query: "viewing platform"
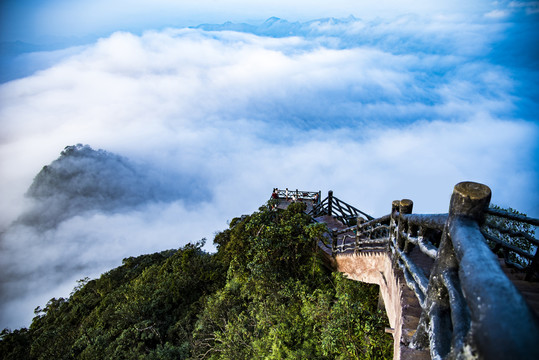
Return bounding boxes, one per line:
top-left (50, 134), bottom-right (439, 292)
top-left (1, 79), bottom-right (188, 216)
top-left (270, 188), bottom-right (320, 213)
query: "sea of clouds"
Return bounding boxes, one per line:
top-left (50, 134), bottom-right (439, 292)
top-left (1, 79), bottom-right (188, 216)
top-left (1, 9), bottom-right (538, 329)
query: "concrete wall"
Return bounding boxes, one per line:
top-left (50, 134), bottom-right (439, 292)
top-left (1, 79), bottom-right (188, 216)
top-left (334, 251), bottom-right (429, 360)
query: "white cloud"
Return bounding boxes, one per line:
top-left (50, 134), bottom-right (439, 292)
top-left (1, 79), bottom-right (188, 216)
top-left (0, 14), bottom-right (537, 329)
top-left (485, 9), bottom-right (511, 18)
top-left (483, 1), bottom-right (539, 18)
top-left (509, 1), bottom-right (539, 14)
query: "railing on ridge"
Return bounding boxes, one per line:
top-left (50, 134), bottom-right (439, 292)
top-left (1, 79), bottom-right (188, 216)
top-left (321, 182), bottom-right (539, 360)
top-left (329, 214), bottom-right (391, 255)
top-left (308, 190), bottom-right (374, 226)
top-left (481, 208), bottom-right (539, 280)
top-left (272, 188), bottom-right (321, 202)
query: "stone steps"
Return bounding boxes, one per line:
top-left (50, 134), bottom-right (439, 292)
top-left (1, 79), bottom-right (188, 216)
top-left (396, 268), bottom-right (430, 360)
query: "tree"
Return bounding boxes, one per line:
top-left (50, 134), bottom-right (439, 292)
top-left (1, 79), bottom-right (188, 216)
top-left (1, 201), bottom-right (392, 359)
top-left (192, 201), bottom-right (392, 359)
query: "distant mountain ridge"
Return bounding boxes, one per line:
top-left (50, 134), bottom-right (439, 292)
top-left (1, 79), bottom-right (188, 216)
top-left (193, 16), bottom-right (359, 38)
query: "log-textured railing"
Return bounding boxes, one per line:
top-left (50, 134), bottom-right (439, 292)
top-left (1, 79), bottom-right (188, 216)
top-left (321, 182), bottom-right (539, 359)
top-left (481, 208), bottom-right (539, 280)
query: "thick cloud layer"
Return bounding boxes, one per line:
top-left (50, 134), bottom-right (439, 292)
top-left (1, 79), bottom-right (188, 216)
top-left (0, 10), bottom-right (538, 329)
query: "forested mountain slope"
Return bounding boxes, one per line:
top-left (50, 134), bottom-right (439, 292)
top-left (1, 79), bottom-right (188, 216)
top-left (1, 202), bottom-right (392, 359)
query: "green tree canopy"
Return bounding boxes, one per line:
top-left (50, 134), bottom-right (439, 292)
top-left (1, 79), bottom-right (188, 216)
top-left (1, 202), bottom-right (392, 359)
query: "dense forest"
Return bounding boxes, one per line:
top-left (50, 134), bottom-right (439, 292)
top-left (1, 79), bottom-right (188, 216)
top-left (1, 201), bottom-right (393, 359)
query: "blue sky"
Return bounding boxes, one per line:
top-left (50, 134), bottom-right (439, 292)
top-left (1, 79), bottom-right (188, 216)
top-left (0, 0), bottom-right (538, 329)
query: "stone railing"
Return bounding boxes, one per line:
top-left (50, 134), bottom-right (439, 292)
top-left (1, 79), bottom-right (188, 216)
top-left (328, 182), bottom-right (539, 359)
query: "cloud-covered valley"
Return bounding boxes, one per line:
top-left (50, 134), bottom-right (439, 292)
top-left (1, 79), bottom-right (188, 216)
top-left (1, 13), bottom-right (538, 329)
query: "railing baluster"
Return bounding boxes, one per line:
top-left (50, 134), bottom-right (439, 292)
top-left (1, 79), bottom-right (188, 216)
top-left (440, 269), bottom-right (469, 357)
top-left (413, 224), bottom-right (454, 358)
top-left (396, 199), bottom-right (413, 253)
top-left (395, 247), bottom-right (428, 297)
top-left (327, 190), bottom-right (333, 217)
top-left (390, 200), bottom-right (399, 243)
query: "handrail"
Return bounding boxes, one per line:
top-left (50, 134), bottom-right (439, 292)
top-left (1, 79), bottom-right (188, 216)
top-left (482, 207), bottom-right (539, 280)
top-left (448, 215), bottom-right (538, 359)
top-left (308, 190), bottom-right (374, 226)
top-left (486, 207), bottom-right (539, 226)
top-left (480, 231), bottom-right (534, 260)
top-left (359, 214), bottom-right (392, 230)
top-left (485, 223), bottom-right (539, 246)
top-left (402, 213), bottom-right (448, 231)
top-left (272, 188), bottom-right (321, 202)
top-left (323, 182), bottom-right (539, 360)
top-left (310, 196), bottom-right (330, 217)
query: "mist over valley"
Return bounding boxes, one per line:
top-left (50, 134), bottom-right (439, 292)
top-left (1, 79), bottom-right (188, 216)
top-left (1, 1), bottom-right (538, 330)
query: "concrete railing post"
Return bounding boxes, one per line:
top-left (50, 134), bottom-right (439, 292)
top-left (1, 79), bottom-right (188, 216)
top-left (449, 181), bottom-right (491, 222)
top-left (397, 199), bottom-right (413, 252)
top-left (389, 200), bottom-right (400, 254)
top-left (328, 190), bottom-right (333, 216)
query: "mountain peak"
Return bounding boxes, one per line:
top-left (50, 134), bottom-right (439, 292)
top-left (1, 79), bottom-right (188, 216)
top-left (20, 144), bottom-right (208, 229)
